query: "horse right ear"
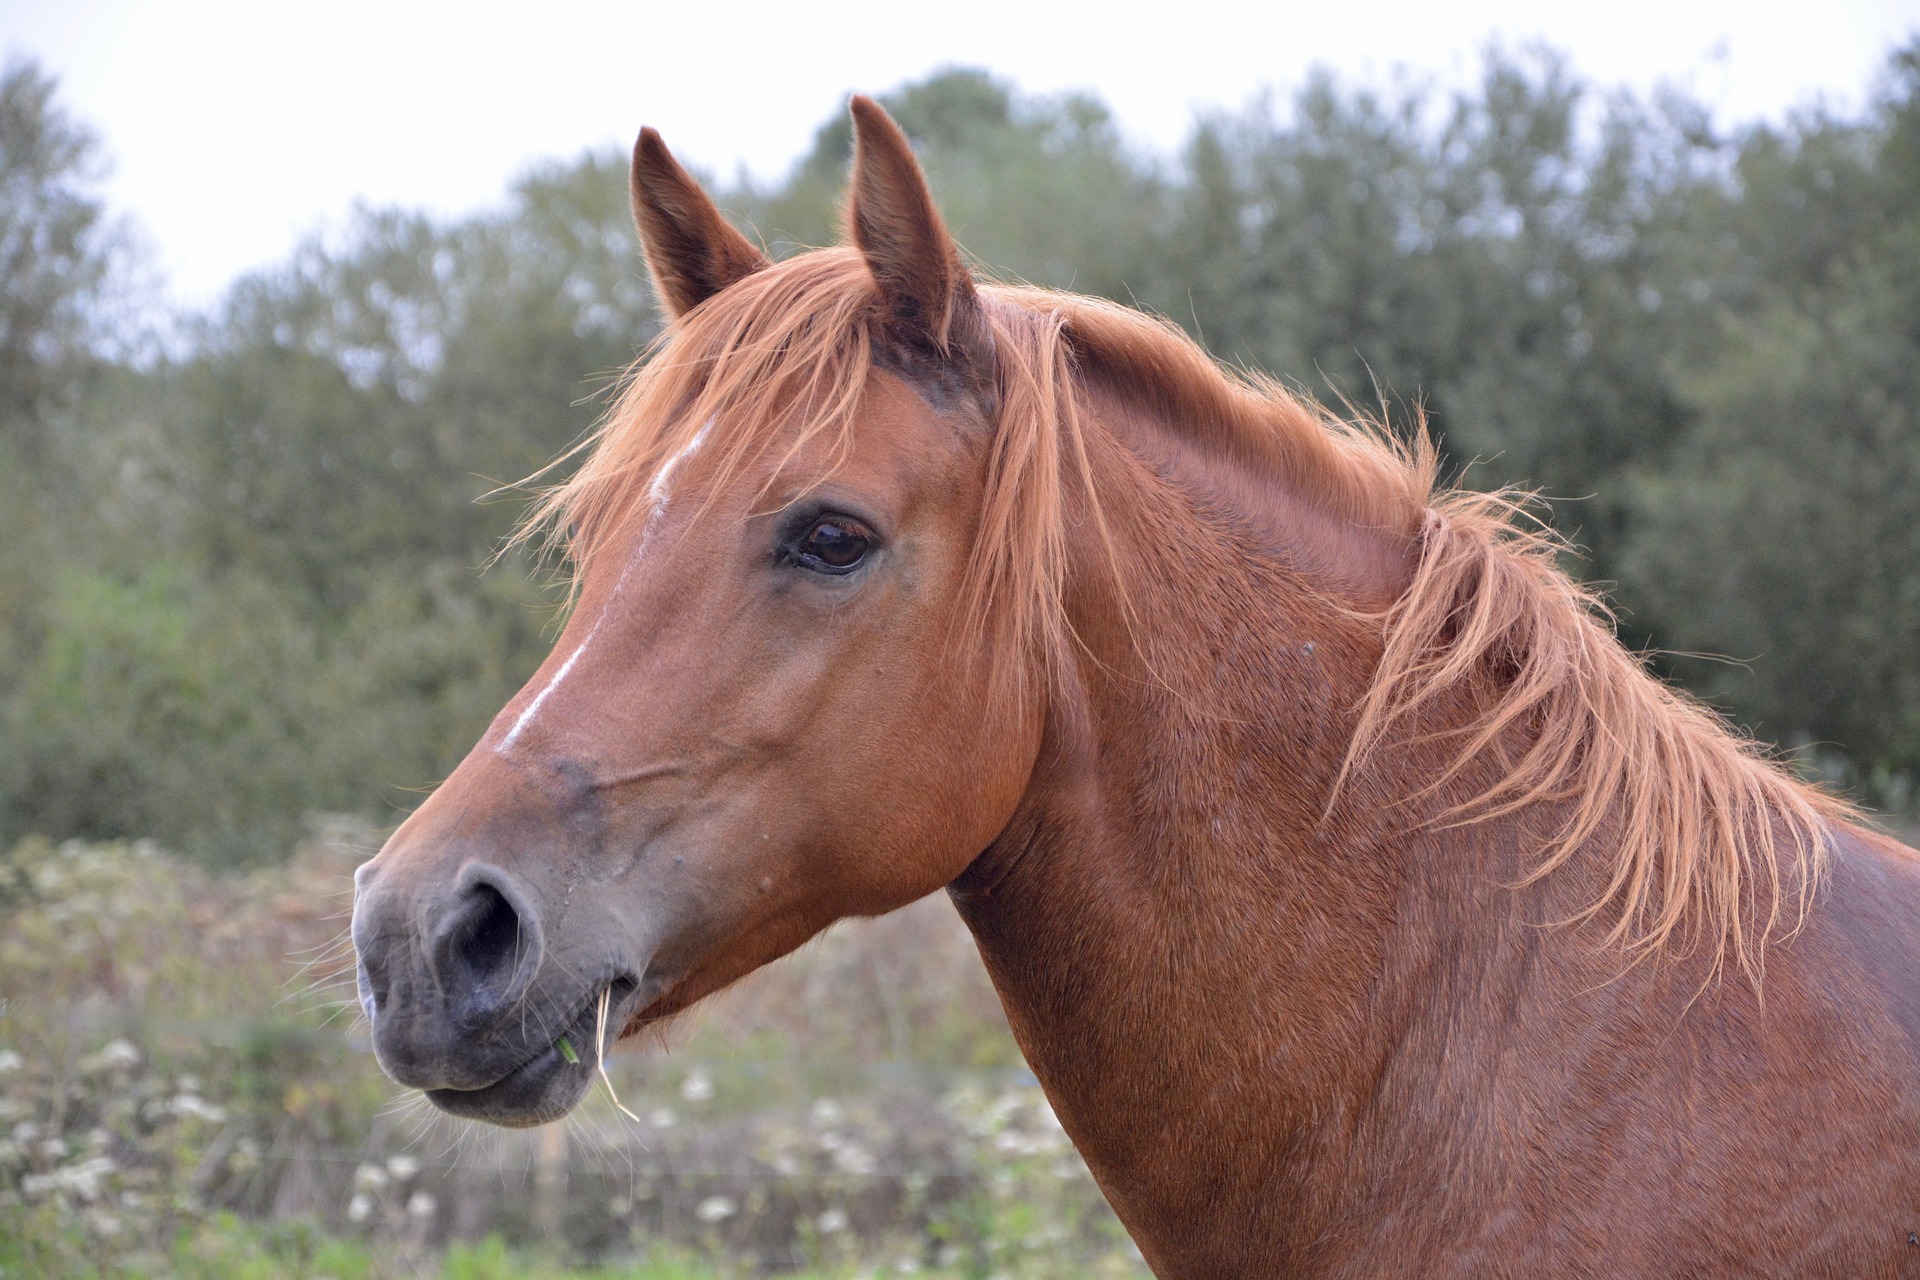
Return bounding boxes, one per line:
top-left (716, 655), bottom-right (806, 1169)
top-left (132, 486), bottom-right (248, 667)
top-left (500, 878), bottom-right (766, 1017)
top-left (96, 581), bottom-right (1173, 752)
top-left (845, 96), bottom-right (982, 357)
top-left (630, 128), bottom-right (770, 319)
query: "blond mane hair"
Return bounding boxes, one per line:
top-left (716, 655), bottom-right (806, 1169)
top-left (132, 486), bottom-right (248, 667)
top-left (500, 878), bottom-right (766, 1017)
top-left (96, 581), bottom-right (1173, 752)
top-left (525, 247), bottom-right (1847, 980)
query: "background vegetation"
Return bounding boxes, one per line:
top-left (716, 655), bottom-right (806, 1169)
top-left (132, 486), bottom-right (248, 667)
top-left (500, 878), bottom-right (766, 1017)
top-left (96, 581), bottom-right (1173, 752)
top-left (0, 828), bottom-right (1140, 1277)
top-left (1, 40), bottom-right (1917, 1276)
top-left (4, 46), bottom-right (1918, 857)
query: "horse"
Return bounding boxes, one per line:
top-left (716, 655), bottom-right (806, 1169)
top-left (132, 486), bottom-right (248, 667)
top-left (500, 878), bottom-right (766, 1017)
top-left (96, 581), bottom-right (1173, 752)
top-left (350, 97), bottom-right (1920, 1277)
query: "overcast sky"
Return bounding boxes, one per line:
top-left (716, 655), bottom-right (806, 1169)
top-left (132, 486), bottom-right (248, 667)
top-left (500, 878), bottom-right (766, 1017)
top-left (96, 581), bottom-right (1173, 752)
top-left (6, 0), bottom-right (1917, 308)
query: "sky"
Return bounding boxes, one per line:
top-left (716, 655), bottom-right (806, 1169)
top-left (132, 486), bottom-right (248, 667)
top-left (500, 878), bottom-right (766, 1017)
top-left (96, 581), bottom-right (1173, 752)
top-left (5, 0), bottom-right (1917, 309)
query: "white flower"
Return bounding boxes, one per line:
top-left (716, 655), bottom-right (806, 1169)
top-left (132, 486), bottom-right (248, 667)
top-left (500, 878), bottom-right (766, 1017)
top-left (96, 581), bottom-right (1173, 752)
top-left (171, 1095), bottom-right (225, 1123)
top-left (647, 1107), bottom-right (676, 1129)
top-left (21, 1155), bottom-right (116, 1201)
top-left (406, 1191), bottom-right (436, 1219)
top-left (352, 1163), bottom-right (389, 1193)
top-left (0, 1050), bottom-right (23, 1072)
top-left (679, 1070), bottom-right (714, 1102)
top-left (832, 1142), bottom-right (877, 1176)
top-left (695, 1195), bottom-right (736, 1223)
top-left (81, 1041), bottom-right (140, 1074)
top-left (815, 1207), bottom-right (849, 1234)
top-left (347, 1192), bottom-right (373, 1223)
top-left (386, 1154), bottom-right (420, 1181)
top-left (810, 1098), bottom-right (844, 1127)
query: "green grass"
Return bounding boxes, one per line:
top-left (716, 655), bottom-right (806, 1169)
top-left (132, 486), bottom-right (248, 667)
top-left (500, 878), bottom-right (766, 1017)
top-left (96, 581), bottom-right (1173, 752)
top-left (0, 829), bottom-right (1147, 1280)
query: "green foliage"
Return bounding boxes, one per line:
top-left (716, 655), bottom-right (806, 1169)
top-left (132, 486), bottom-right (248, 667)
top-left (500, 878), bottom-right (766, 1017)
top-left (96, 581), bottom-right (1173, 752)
top-left (0, 42), bottom-right (1917, 857)
top-left (1622, 49), bottom-right (1920, 790)
top-left (1142, 47), bottom-right (1715, 579)
top-left (0, 57), bottom-right (116, 429)
top-left (0, 834), bottom-right (1145, 1278)
top-left (739, 69), bottom-right (1161, 300)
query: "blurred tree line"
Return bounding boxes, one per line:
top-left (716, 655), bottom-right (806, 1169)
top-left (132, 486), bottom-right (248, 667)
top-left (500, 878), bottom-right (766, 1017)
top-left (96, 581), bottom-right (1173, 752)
top-left (2, 44), bottom-right (1916, 862)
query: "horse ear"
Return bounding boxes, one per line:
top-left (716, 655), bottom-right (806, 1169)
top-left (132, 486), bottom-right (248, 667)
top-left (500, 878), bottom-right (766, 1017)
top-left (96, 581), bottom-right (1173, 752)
top-left (630, 128), bottom-right (770, 319)
top-left (845, 96), bottom-right (980, 354)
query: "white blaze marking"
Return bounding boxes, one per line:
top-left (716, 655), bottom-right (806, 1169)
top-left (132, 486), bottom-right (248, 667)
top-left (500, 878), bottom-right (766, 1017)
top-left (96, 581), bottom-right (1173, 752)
top-left (647, 416), bottom-right (714, 512)
top-left (499, 623), bottom-right (600, 751)
top-left (494, 417), bottom-right (715, 755)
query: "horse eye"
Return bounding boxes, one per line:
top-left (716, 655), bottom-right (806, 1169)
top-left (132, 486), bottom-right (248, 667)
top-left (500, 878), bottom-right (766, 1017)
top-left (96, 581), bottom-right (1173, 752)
top-left (795, 516), bottom-right (873, 574)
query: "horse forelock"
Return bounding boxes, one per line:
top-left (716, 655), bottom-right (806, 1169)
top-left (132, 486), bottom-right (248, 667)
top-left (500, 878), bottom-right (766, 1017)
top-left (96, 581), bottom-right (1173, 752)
top-left (517, 244), bottom-right (1852, 979)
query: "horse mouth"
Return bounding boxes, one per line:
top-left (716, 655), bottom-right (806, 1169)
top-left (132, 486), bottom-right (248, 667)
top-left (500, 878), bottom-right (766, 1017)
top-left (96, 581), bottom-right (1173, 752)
top-left (424, 976), bottom-right (640, 1127)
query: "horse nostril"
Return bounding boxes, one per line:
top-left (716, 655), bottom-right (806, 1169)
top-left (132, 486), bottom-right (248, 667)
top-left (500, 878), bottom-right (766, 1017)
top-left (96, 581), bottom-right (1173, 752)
top-left (433, 876), bottom-right (538, 1019)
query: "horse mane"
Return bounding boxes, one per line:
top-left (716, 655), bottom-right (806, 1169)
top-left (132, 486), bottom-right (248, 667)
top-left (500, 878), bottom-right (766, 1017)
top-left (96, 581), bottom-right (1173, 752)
top-left (522, 246), bottom-right (1849, 980)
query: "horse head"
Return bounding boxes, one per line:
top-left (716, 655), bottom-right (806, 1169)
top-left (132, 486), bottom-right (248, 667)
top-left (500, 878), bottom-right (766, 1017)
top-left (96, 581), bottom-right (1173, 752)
top-left (350, 100), bottom-right (1042, 1126)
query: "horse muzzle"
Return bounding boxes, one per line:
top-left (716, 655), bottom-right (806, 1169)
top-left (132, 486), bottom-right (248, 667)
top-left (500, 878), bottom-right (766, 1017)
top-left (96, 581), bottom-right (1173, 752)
top-left (351, 855), bottom-right (650, 1126)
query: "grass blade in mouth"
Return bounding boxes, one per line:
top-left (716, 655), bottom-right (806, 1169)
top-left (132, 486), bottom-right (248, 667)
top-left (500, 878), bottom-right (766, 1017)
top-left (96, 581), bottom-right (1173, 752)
top-left (595, 986), bottom-right (644, 1125)
top-left (556, 1036), bottom-right (579, 1065)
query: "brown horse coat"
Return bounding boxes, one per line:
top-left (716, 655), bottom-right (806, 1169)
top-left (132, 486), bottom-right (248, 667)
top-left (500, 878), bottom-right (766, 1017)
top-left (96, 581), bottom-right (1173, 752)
top-left (351, 98), bottom-right (1920, 1277)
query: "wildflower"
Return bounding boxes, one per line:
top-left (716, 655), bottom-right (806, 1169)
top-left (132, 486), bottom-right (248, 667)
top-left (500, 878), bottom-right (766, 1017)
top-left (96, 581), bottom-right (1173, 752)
top-left (352, 1162), bottom-right (389, 1193)
top-left (81, 1040), bottom-right (140, 1075)
top-left (695, 1195), bottom-right (736, 1223)
top-left (832, 1143), bottom-right (877, 1176)
top-left (406, 1191), bottom-right (436, 1219)
top-left (816, 1206), bottom-right (849, 1234)
top-left (386, 1154), bottom-right (420, 1181)
top-left (171, 1094), bottom-right (226, 1123)
top-left (22, 1155), bottom-right (115, 1200)
top-left (348, 1192), bottom-right (373, 1223)
top-left (680, 1069), bottom-right (714, 1102)
top-left (0, 1050), bottom-right (22, 1072)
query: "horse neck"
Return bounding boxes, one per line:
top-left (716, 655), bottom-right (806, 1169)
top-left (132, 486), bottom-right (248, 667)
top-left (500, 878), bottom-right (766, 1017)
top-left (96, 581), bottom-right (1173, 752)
top-left (950, 388), bottom-right (1535, 1257)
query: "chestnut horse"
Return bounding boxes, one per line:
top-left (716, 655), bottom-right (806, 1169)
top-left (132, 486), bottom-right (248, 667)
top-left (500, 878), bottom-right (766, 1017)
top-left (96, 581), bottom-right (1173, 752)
top-left (352, 98), bottom-right (1920, 1276)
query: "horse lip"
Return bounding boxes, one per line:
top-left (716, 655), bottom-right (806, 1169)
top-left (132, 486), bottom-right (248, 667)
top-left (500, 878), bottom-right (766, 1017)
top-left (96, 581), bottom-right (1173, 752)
top-left (422, 975), bottom-right (644, 1126)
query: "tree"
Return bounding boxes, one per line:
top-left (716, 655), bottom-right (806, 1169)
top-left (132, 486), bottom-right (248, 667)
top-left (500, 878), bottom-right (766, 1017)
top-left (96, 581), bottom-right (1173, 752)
top-left (0, 59), bottom-right (130, 845)
top-left (0, 58), bottom-right (116, 433)
top-left (1623, 43), bottom-right (1920, 792)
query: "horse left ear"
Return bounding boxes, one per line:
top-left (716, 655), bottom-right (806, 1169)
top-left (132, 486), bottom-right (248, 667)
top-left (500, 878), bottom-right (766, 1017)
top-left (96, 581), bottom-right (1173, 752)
top-left (845, 96), bottom-right (981, 356)
top-left (630, 127), bottom-right (771, 319)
